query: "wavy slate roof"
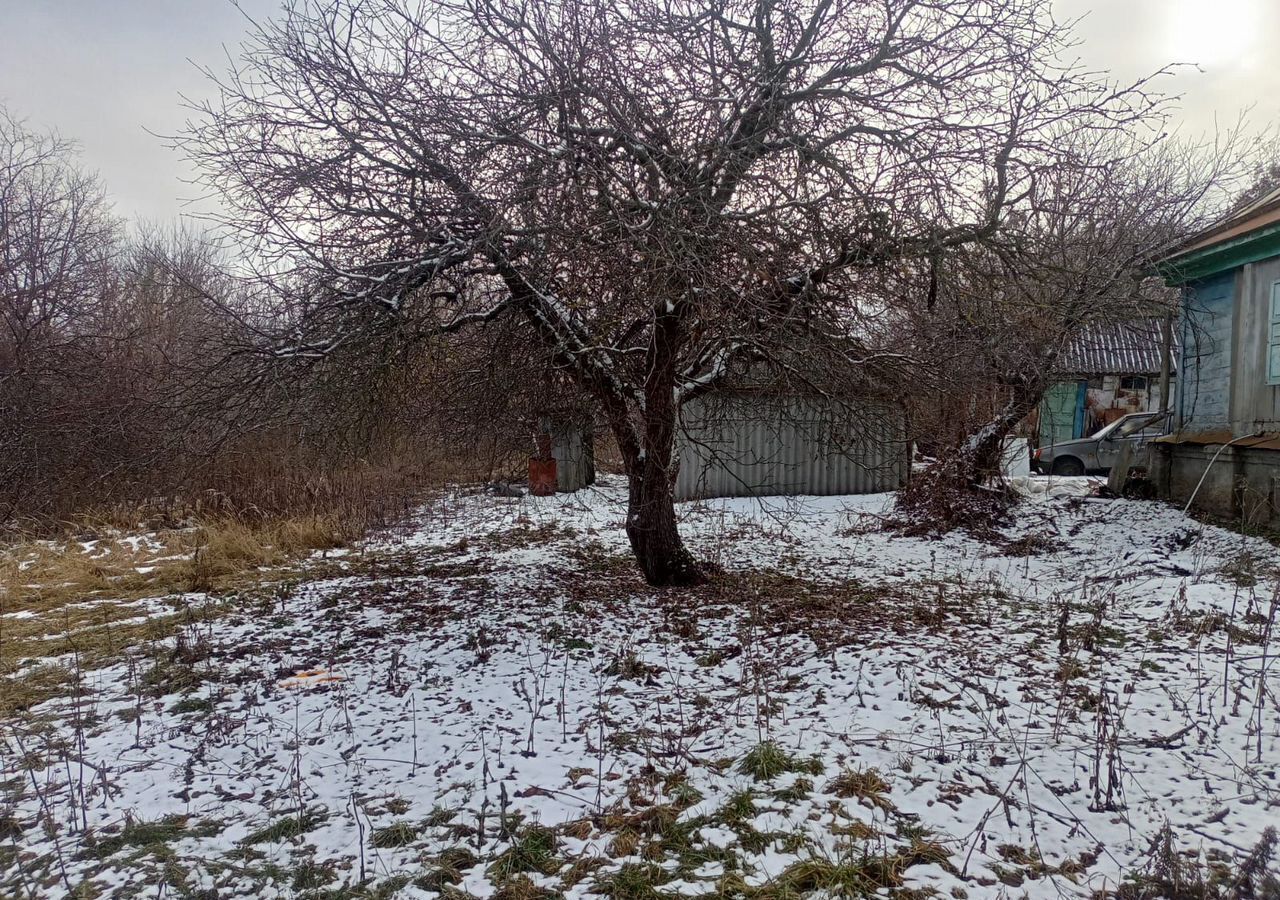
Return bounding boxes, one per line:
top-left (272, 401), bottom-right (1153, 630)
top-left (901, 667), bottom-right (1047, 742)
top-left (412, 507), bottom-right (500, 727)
top-left (1058, 319), bottom-right (1175, 376)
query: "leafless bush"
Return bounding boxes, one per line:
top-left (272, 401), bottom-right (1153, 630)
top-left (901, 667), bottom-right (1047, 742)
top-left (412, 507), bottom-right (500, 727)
top-left (1114, 825), bottom-right (1280, 900)
top-left (0, 106), bottom-right (542, 533)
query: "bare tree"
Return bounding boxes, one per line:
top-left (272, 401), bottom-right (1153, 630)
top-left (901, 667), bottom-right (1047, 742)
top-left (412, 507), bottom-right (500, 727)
top-left (184, 0), bottom-right (1167, 584)
top-left (0, 104), bottom-right (460, 525)
top-left (896, 134), bottom-right (1249, 530)
top-left (0, 109), bottom-right (122, 517)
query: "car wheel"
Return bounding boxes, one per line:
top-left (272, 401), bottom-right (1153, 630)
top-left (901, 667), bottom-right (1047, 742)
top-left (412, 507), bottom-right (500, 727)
top-left (1051, 456), bottom-right (1085, 477)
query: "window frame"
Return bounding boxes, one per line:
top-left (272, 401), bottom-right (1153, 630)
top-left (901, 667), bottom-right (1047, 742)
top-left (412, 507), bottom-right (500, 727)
top-left (1268, 280), bottom-right (1280, 385)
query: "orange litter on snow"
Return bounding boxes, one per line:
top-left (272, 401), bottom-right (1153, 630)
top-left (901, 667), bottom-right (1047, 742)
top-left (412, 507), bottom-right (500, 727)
top-left (277, 668), bottom-right (344, 689)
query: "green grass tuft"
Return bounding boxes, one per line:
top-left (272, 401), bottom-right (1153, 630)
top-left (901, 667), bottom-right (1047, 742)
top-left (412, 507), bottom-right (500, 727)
top-left (488, 823), bottom-right (560, 878)
top-left (773, 777), bottom-right (814, 804)
top-left (719, 789), bottom-right (757, 824)
top-left (596, 862), bottom-right (672, 900)
top-left (371, 820), bottom-right (421, 848)
top-left (88, 814), bottom-right (206, 859)
top-left (242, 809), bottom-right (327, 844)
top-left (737, 741), bottom-right (823, 781)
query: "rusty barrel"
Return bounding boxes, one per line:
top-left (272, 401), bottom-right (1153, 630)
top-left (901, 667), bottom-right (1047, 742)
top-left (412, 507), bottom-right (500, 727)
top-left (529, 456), bottom-right (557, 496)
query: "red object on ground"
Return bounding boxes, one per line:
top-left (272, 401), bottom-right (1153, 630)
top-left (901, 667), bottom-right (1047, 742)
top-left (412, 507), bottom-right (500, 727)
top-left (529, 457), bottom-right (557, 496)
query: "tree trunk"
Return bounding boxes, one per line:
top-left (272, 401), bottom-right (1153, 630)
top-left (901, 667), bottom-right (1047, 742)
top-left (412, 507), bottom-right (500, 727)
top-left (625, 462), bottom-right (704, 586)
top-left (897, 373), bottom-right (1048, 531)
top-left (615, 301), bottom-right (706, 587)
top-left (956, 375), bottom-right (1046, 483)
top-left (593, 377), bottom-right (705, 587)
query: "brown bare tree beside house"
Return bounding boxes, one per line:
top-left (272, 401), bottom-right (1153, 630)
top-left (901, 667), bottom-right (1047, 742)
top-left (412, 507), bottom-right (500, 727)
top-left (897, 136), bottom-right (1249, 530)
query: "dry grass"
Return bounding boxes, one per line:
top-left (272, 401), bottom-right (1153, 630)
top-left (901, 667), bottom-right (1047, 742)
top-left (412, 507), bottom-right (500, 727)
top-left (1, 434), bottom-right (483, 712)
top-left (0, 439), bottom-right (466, 712)
top-left (0, 512), bottom-right (360, 715)
top-left (1, 514), bottom-right (351, 612)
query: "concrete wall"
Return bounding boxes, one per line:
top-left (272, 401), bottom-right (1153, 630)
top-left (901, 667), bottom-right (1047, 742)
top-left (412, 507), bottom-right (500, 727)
top-left (1153, 442), bottom-right (1280, 526)
top-left (675, 395), bottom-right (908, 500)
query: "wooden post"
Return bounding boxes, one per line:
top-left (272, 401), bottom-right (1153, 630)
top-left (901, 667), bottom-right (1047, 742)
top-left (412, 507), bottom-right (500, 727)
top-left (1158, 311), bottom-right (1174, 418)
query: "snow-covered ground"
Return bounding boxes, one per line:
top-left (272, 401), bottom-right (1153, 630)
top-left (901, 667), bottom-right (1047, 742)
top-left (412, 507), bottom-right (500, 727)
top-left (2, 476), bottom-right (1278, 898)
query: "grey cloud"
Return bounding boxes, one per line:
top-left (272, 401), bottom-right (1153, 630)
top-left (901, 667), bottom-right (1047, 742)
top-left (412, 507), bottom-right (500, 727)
top-left (0, 0), bottom-right (1275, 224)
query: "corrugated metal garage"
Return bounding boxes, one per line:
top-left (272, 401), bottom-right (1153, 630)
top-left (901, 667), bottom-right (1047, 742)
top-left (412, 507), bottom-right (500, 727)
top-left (675, 394), bottom-right (908, 500)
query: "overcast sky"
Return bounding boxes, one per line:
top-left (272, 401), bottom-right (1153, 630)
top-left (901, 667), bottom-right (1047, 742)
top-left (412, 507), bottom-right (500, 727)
top-left (1, 0), bottom-right (1277, 226)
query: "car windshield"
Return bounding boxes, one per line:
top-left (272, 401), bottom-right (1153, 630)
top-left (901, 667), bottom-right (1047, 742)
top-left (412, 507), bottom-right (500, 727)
top-left (1091, 412), bottom-right (1166, 441)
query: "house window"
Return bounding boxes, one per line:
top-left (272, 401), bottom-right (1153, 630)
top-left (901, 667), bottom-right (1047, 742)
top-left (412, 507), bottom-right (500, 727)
top-left (1119, 375), bottom-right (1148, 392)
top-left (1270, 281), bottom-right (1280, 385)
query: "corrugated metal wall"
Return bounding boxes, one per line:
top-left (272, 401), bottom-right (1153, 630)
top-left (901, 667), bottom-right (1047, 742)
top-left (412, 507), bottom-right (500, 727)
top-left (539, 418), bottom-right (596, 492)
top-left (551, 424), bottom-right (595, 492)
top-left (674, 395), bottom-right (908, 500)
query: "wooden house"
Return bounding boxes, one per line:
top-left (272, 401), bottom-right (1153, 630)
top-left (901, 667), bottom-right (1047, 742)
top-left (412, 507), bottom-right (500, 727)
top-left (1154, 186), bottom-right (1280, 522)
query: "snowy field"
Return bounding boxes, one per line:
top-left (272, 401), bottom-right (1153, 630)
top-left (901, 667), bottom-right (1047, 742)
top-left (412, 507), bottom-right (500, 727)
top-left (2, 476), bottom-right (1278, 898)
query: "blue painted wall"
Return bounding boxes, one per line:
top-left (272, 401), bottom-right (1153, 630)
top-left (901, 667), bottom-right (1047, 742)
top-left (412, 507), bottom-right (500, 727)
top-left (1177, 271), bottom-right (1236, 431)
